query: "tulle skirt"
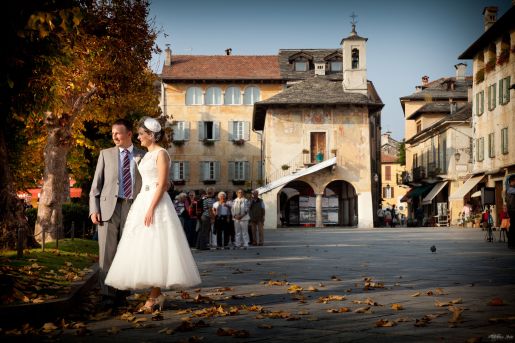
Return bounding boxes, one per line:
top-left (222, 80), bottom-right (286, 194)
top-left (105, 189), bottom-right (201, 290)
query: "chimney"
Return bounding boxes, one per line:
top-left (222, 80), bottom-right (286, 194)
top-left (483, 6), bottom-right (498, 31)
top-left (225, 48), bottom-right (232, 56)
top-left (454, 63), bottom-right (467, 81)
top-left (314, 62), bottom-right (326, 76)
top-left (164, 45), bottom-right (172, 66)
top-left (421, 75), bottom-right (429, 86)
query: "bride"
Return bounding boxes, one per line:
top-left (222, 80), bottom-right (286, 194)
top-left (105, 117), bottom-right (201, 312)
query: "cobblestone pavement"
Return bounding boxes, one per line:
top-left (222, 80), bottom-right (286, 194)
top-left (19, 227), bottom-right (515, 342)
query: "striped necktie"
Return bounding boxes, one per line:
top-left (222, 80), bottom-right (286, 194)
top-left (122, 149), bottom-right (132, 199)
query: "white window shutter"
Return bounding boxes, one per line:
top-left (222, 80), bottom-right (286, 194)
top-left (243, 121), bottom-right (250, 141)
top-left (169, 162), bottom-right (176, 180)
top-left (228, 161), bottom-right (235, 180)
top-left (184, 161), bottom-right (190, 180)
top-left (244, 161), bottom-right (250, 180)
top-left (198, 121), bottom-right (205, 140)
top-left (201, 162), bottom-right (207, 180)
top-left (214, 121), bottom-right (220, 140)
top-left (215, 161), bottom-right (221, 180)
top-left (228, 121), bottom-right (234, 141)
top-left (184, 122), bottom-right (190, 141)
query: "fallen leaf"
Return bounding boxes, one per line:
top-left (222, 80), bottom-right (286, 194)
top-left (352, 298), bottom-right (379, 306)
top-left (287, 284), bottom-right (303, 293)
top-left (317, 295), bottom-right (346, 304)
top-left (327, 307), bottom-right (350, 313)
top-left (448, 306), bottom-right (463, 325)
top-left (391, 303), bottom-right (404, 311)
top-left (488, 297), bottom-right (504, 306)
top-left (107, 326), bottom-right (121, 335)
top-left (297, 310), bottom-right (310, 315)
top-left (42, 322), bottom-right (58, 332)
top-left (267, 280), bottom-right (288, 286)
top-left (411, 292), bottom-right (421, 297)
top-left (331, 275), bottom-right (342, 281)
top-left (307, 286), bottom-right (319, 292)
top-left (354, 306), bottom-right (372, 314)
top-left (375, 319), bottom-right (397, 327)
top-left (216, 327), bottom-right (249, 338)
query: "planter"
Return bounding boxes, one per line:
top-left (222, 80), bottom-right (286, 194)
top-left (202, 139), bottom-right (215, 146)
top-left (302, 149), bottom-right (309, 154)
top-left (232, 180), bottom-right (245, 185)
top-left (202, 180), bottom-right (216, 185)
top-left (173, 180), bottom-right (186, 186)
top-left (485, 59), bottom-right (495, 72)
top-left (475, 68), bottom-right (484, 84)
top-left (232, 139), bottom-right (245, 146)
top-left (281, 164), bottom-right (290, 170)
top-left (497, 49), bottom-right (510, 65)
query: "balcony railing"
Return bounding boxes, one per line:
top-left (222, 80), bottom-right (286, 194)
top-left (412, 166), bottom-right (426, 182)
top-left (427, 162), bottom-right (442, 177)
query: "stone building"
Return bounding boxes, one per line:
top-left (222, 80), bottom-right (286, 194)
top-left (400, 66), bottom-right (473, 225)
top-left (253, 25), bottom-right (383, 229)
top-left (160, 48), bottom-right (283, 192)
top-left (380, 153), bottom-right (408, 220)
top-left (458, 5), bottom-right (515, 226)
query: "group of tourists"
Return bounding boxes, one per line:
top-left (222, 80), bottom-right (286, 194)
top-left (174, 188), bottom-right (266, 251)
top-left (376, 205), bottom-right (402, 227)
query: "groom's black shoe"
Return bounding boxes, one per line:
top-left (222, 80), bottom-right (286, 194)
top-left (99, 296), bottom-right (116, 311)
top-left (114, 290), bottom-right (130, 308)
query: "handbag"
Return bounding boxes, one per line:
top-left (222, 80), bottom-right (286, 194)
top-left (500, 218), bottom-right (510, 230)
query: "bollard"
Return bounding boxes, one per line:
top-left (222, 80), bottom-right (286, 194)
top-left (71, 221), bottom-right (75, 241)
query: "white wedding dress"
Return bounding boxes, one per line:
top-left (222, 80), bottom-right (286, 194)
top-left (105, 148), bottom-right (201, 290)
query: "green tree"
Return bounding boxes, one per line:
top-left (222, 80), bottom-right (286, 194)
top-left (1, 0), bottom-right (160, 247)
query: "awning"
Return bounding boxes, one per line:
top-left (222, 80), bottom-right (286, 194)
top-left (257, 157), bottom-right (337, 194)
top-left (471, 190), bottom-right (481, 198)
top-left (449, 175), bottom-right (484, 200)
top-left (422, 181), bottom-right (448, 205)
top-left (399, 184), bottom-right (434, 202)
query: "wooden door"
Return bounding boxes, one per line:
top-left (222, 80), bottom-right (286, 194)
top-left (310, 132), bottom-right (326, 163)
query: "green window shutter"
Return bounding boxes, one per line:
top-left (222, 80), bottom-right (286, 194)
top-left (214, 161), bottom-right (221, 180)
top-left (228, 121), bottom-right (234, 141)
top-left (184, 161), bottom-right (190, 181)
top-left (504, 76), bottom-right (511, 104)
top-left (228, 161), bottom-right (235, 181)
top-left (198, 121), bottom-right (205, 140)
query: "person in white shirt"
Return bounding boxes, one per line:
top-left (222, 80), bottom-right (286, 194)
top-left (232, 189), bottom-right (250, 249)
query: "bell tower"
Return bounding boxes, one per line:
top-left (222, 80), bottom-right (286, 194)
top-left (341, 13), bottom-right (368, 95)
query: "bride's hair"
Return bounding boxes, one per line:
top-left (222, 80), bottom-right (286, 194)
top-left (138, 117), bottom-right (167, 144)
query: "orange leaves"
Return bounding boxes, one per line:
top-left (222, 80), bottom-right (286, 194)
top-left (287, 284), bottom-right (304, 294)
top-left (265, 280), bottom-right (288, 286)
top-left (317, 295), bottom-right (347, 304)
top-left (216, 327), bottom-right (250, 338)
top-left (327, 307), bottom-right (351, 313)
top-left (363, 277), bottom-right (384, 290)
top-left (487, 297), bottom-right (504, 306)
top-left (434, 298), bottom-right (462, 307)
top-left (391, 303), bottom-right (404, 311)
top-left (375, 319), bottom-right (397, 327)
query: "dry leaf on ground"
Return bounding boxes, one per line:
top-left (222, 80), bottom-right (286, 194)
top-left (317, 295), bottom-right (346, 303)
top-left (488, 297), bottom-right (504, 306)
top-left (391, 303), bottom-right (404, 311)
top-left (216, 327), bottom-right (250, 338)
top-left (327, 307), bottom-right (350, 313)
top-left (375, 319), bottom-right (397, 327)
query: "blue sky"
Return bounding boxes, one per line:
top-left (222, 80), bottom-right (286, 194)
top-left (149, 0), bottom-right (511, 141)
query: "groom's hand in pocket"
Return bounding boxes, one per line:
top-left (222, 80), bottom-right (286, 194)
top-left (91, 213), bottom-right (101, 225)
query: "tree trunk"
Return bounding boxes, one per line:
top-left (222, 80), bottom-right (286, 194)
top-left (0, 126), bottom-right (32, 249)
top-left (34, 112), bottom-right (72, 243)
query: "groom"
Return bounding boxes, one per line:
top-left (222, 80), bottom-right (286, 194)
top-left (89, 118), bottom-right (146, 308)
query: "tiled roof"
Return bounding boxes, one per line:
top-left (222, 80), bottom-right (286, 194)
top-left (406, 103), bottom-right (472, 144)
top-left (253, 77), bottom-right (384, 130)
top-left (161, 55), bottom-right (281, 81)
top-left (460, 6), bottom-right (515, 59)
top-left (381, 154), bottom-right (399, 163)
top-left (278, 49), bottom-right (343, 81)
top-left (400, 77), bottom-right (472, 101)
top-left (406, 102), bottom-right (452, 120)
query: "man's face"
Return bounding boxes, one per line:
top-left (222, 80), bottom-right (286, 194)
top-left (510, 179), bottom-right (515, 187)
top-left (112, 124), bottom-right (132, 148)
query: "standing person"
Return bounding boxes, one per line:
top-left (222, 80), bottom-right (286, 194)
top-left (391, 204), bottom-right (398, 228)
top-left (196, 187), bottom-right (215, 250)
top-left (174, 193), bottom-right (187, 229)
top-left (505, 175), bottom-right (515, 248)
top-left (184, 191), bottom-right (199, 248)
top-left (89, 118), bottom-right (146, 308)
top-left (499, 205), bottom-right (509, 243)
top-left (226, 191), bottom-right (236, 248)
top-left (376, 206), bottom-right (384, 227)
top-left (249, 190), bottom-right (265, 246)
top-left (105, 117), bottom-right (201, 312)
top-left (232, 189), bottom-right (250, 249)
top-left (212, 192), bottom-right (231, 250)
top-left (384, 208), bottom-right (392, 227)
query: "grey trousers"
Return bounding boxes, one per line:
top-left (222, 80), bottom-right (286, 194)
top-left (97, 199), bottom-right (132, 296)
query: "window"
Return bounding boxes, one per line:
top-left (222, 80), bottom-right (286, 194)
top-left (488, 133), bottom-right (495, 158)
top-left (416, 120), bottom-right (421, 134)
top-left (382, 186), bottom-right (394, 199)
top-left (228, 121), bottom-right (250, 141)
top-left (475, 91), bottom-right (484, 115)
top-left (224, 86), bottom-right (241, 105)
top-left (294, 60), bottom-right (308, 71)
top-left (198, 121), bottom-right (220, 140)
top-left (384, 166), bottom-right (391, 181)
top-left (205, 86), bottom-right (222, 105)
top-left (170, 161), bottom-right (189, 181)
top-left (185, 86), bottom-right (203, 105)
top-left (488, 84), bottom-right (496, 110)
top-left (200, 161), bottom-right (220, 181)
top-left (228, 161), bottom-right (250, 181)
top-left (330, 61), bottom-right (342, 72)
top-left (501, 127), bottom-right (509, 154)
top-left (243, 86), bottom-right (260, 105)
top-left (477, 137), bottom-right (484, 162)
top-left (351, 48), bottom-right (359, 69)
top-left (172, 121), bottom-right (190, 141)
top-left (499, 76), bottom-right (511, 105)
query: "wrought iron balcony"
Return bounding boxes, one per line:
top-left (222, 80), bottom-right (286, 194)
top-left (399, 171), bottom-right (411, 185)
top-left (427, 162), bottom-right (441, 177)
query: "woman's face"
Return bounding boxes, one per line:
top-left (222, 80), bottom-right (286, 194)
top-left (237, 190), bottom-right (244, 198)
top-left (219, 195), bottom-right (226, 202)
top-left (137, 128), bottom-right (153, 147)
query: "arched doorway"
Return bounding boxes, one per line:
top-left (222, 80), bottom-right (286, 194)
top-left (278, 181), bottom-right (315, 227)
top-left (324, 180), bottom-right (357, 227)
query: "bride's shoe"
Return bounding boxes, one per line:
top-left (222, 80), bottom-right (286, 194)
top-left (153, 294), bottom-right (166, 312)
top-left (136, 294), bottom-right (166, 313)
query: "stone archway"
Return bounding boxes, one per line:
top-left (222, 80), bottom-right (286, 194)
top-left (324, 180), bottom-right (358, 227)
top-left (278, 181), bottom-right (315, 227)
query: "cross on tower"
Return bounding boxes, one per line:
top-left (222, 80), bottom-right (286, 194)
top-left (350, 12), bottom-right (358, 26)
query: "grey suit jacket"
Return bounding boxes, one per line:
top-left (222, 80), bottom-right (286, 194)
top-left (89, 146), bottom-right (146, 222)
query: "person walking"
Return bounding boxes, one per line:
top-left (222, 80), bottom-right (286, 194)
top-left (213, 191), bottom-right (231, 249)
top-left (89, 118), bottom-right (146, 308)
top-left (232, 189), bottom-right (250, 249)
top-left (506, 175), bottom-right (515, 248)
top-left (249, 190), bottom-right (265, 246)
top-left (196, 187), bottom-right (215, 250)
top-left (104, 117), bottom-right (201, 312)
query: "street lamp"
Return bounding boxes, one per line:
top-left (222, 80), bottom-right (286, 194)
top-left (454, 151), bottom-right (461, 162)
